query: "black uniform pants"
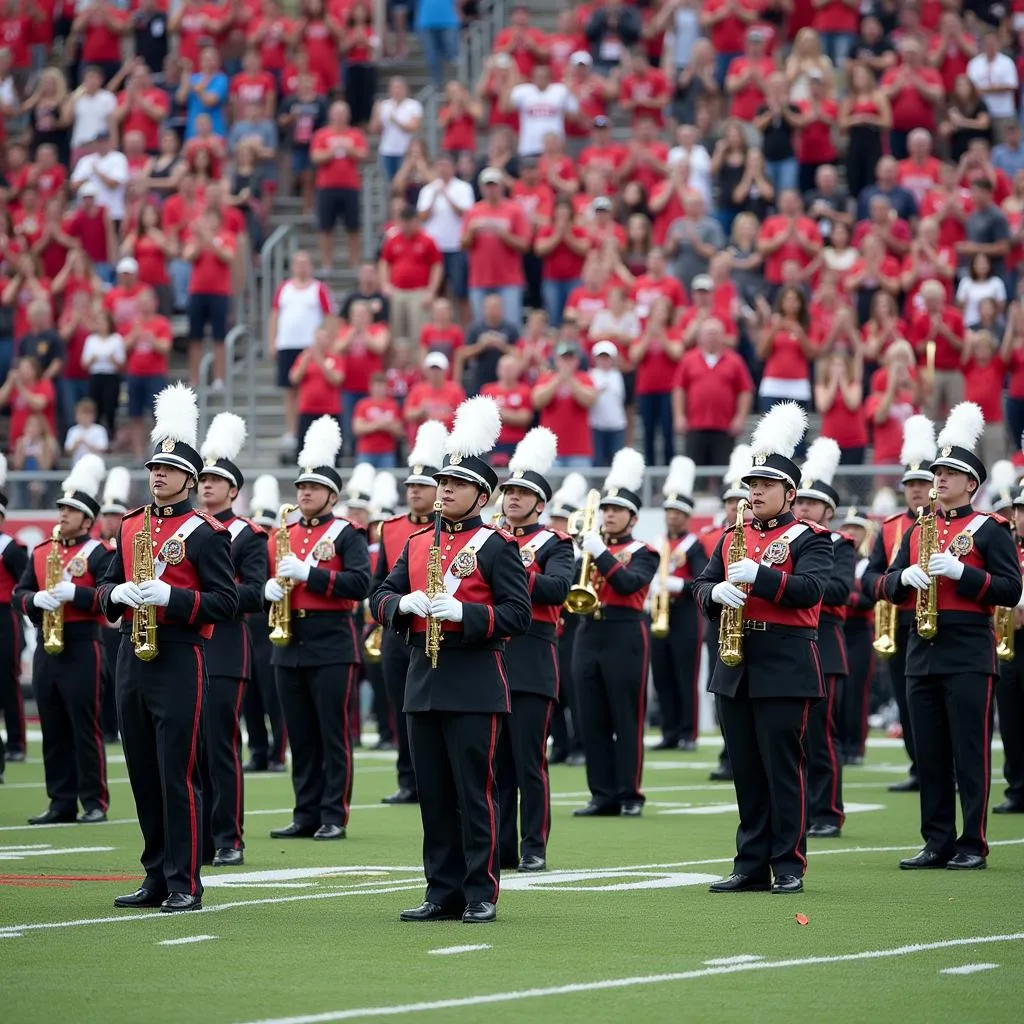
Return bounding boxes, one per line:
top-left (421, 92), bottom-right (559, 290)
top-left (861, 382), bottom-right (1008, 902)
top-left (100, 627), bottom-right (120, 739)
top-left (244, 629), bottom-right (287, 766)
top-left (497, 691), bottom-right (553, 863)
top-left (650, 603), bottom-right (703, 744)
top-left (551, 616), bottom-right (583, 758)
top-left (704, 619), bottom-right (730, 770)
top-left (409, 710), bottom-right (503, 907)
top-left (0, 605), bottom-right (25, 753)
top-left (382, 636), bottom-right (416, 793)
top-left (117, 637), bottom-right (205, 897)
top-left (201, 675), bottom-right (245, 853)
top-left (575, 618), bottom-right (650, 808)
top-left (276, 662), bottom-right (357, 828)
top-left (841, 622), bottom-right (873, 759)
top-left (889, 622), bottom-right (917, 778)
top-left (996, 636), bottom-right (1024, 805)
top-left (908, 672), bottom-right (994, 857)
top-left (33, 636), bottom-right (108, 814)
top-left (367, 658), bottom-right (393, 744)
top-left (717, 682), bottom-right (811, 879)
top-left (806, 674), bottom-right (845, 829)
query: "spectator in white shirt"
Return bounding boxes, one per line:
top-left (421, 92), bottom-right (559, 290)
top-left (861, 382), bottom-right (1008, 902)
top-left (967, 32), bottom-right (1019, 135)
top-left (65, 65), bottom-right (117, 156)
top-left (81, 310), bottom-right (126, 438)
top-left (504, 63), bottom-right (578, 157)
top-left (668, 124), bottom-right (712, 208)
top-left (372, 76), bottom-right (424, 183)
top-left (64, 396), bottom-right (110, 465)
top-left (588, 340), bottom-right (628, 466)
top-left (70, 129), bottom-right (129, 221)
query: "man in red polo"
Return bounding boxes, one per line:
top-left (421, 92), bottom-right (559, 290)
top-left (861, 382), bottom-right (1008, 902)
top-left (758, 189), bottom-right (823, 290)
top-left (103, 258), bottom-right (145, 334)
top-left (531, 342), bottom-right (597, 467)
top-left (725, 29), bottom-right (775, 122)
top-left (113, 63), bottom-right (169, 154)
top-left (379, 206), bottom-right (443, 348)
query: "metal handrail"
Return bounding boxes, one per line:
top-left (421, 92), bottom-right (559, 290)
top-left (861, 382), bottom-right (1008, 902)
top-left (259, 222), bottom-right (299, 358)
top-left (457, 0), bottom-right (509, 90)
top-left (196, 323), bottom-right (252, 446)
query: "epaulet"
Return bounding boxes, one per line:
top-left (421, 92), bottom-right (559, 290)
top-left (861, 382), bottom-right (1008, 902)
top-left (803, 520), bottom-right (831, 535)
top-left (989, 511), bottom-right (1011, 528)
top-left (122, 505), bottom-right (146, 521)
top-left (410, 524), bottom-right (434, 538)
top-left (550, 529), bottom-right (573, 543)
top-left (884, 511), bottom-right (905, 525)
top-left (242, 517), bottom-right (267, 536)
top-left (494, 527), bottom-right (517, 542)
top-left (196, 510), bottom-right (227, 532)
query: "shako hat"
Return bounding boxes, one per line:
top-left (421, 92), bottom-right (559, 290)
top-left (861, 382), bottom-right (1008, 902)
top-left (199, 412), bottom-right (248, 491)
top-left (294, 416), bottom-right (343, 493)
top-left (57, 454), bottom-right (106, 520)
top-left (500, 426), bottom-right (558, 501)
top-left (435, 397), bottom-right (502, 495)
top-left (742, 401), bottom-right (807, 490)
top-left (147, 383), bottom-right (203, 480)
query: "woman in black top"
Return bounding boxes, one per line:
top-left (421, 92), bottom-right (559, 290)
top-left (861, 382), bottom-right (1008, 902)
top-left (22, 69), bottom-right (71, 166)
top-left (710, 119), bottom-right (749, 233)
top-left (939, 75), bottom-right (992, 163)
top-left (144, 129), bottom-right (185, 197)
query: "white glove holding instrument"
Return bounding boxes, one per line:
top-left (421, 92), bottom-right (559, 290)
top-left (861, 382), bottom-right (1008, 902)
top-left (277, 554), bottom-right (310, 582)
top-left (711, 581), bottom-right (746, 608)
top-left (139, 579), bottom-right (171, 607)
top-left (51, 581), bottom-right (77, 603)
top-left (727, 558), bottom-right (760, 585)
top-left (429, 594), bottom-right (464, 622)
top-left (399, 591), bottom-right (431, 617)
top-left (929, 552), bottom-right (965, 581)
top-left (900, 565), bottom-right (931, 590)
top-left (666, 576), bottom-right (684, 594)
top-left (264, 578), bottom-right (285, 603)
top-left (581, 531), bottom-right (606, 557)
top-left (111, 582), bottom-right (144, 609)
top-left (32, 590), bottom-right (60, 612)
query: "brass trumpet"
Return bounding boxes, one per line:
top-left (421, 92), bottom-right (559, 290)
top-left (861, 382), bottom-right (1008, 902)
top-left (651, 537), bottom-right (673, 639)
top-left (268, 503), bottom-right (298, 646)
top-left (564, 489), bottom-right (602, 616)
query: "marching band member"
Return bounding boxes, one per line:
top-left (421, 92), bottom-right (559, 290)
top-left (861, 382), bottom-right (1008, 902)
top-left (367, 472), bottom-right (400, 752)
top-left (651, 456), bottom-right (708, 752)
top-left (16, 455), bottom-right (113, 825)
top-left (573, 449), bottom-right (659, 819)
top-left (996, 482), bottom-right (1024, 815)
top-left (0, 455), bottom-right (28, 777)
top-left (266, 417), bottom-right (371, 842)
top-left (495, 427), bottom-right (575, 871)
top-left (98, 384), bottom-right (238, 912)
top-left (693, 403), bottom-right (833, 895)
top-left (793, 437), bottom-right (853, 839)
top-left (343, 462), bottom-right (376, 746)
top-left (883, 403), bottom-right (1022, 870)
top-left (197, 413), bottom-right (270, 867)
top-left (372, 397), bottom-right (531, 924)
top-left (371, 421), bottom-right (447, 806)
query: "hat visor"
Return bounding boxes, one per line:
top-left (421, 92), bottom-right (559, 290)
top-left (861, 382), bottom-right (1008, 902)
top-left (930, 456), bottom-right (981, 482)
top-left (293, 471), bottom-right (340, 493)
top-left (146, 453), bottom-right (200, 478)
top-left (434, 466), bottom-right (494, 494)
top-left (600, 496), bottom-right (639, 514)
top-left (994, 497), bottom-right (1014, 514)
top-left (404, 471), bottom-right (439, 487)
top-left (721, 485), bottom-right (749, 501)
top-left (901, 469), bottom-right (935, 484)
top-left (346, 498), bottom-right (372, 510)
top-left (199, 465), bottom-right (240, 486)
top-left (741, 467), bottom-right (796, 488)
top-left (663, 498), bottom-right (694, 513)
top-left (498, 478), bottom-right (548, 501)
top-left (56, 496), bottom-right (98, 518)
top-left (842, 516), bottom-right (871, 529)
top-left (100, 502), bottom-right (128, 516)
top-left (796, 486), bottom-right (837, 509)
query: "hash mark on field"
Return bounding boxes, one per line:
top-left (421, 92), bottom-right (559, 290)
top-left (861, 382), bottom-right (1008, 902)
top-left (428, 944), bottom-right (491, 956)
top-left (159, 935), bottom-right (218, 946)
top-left (941, 963), bottom-right (999, 975)
top-left (703, 955), bottom-right (763, 966)
top-left (0, 932), bottom-right (22, 938)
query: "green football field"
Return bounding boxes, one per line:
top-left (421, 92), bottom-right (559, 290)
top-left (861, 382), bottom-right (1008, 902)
top-left (2, 732), bottom-right (1023, 1024)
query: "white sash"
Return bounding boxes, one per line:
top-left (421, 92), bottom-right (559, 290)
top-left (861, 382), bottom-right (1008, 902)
top-left (0, 534), bottom-right (11, 556)
top-left (154, 514), bottom-right (207, 579)
top-left (523, 529), bottom-right (554, 557)
top-left (64, 538), bottom-right (101, 581)
top-left (442, 527), bottom-right (494, 595)
top-left (227, 518), bottom-right (249, 541)
top-left (620, 540), bottom-right (645, 559)
top-left (303, 519), bottom-right (347, 566)
top-left (855, 556), bottom-right (869, 580)
top-left (758, 523), bottom-right (809, 566)
top-left (949, 514), bottom-right (989, 546)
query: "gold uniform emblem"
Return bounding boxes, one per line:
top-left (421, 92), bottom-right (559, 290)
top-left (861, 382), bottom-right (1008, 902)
top-left (753, 453), bottom-right (767, 466)
top-left (161, 437), bottom-right (176, 453)
top-left (66, 555), bottom-right (88, 578)
top-left (520, 547), bottom-right (535, 567)
top-left (159, 537), bottom-right (186, 565)
top-left (947, 532), bottom-right (974, 557)
top-left (451, 550), bottom-right (477, 578)
top-left (313, 540), bottom-right (335, 561)
top-left (763, 540), bottom-right (790, 565)
top-left (448, 452), bottom-right (463, 465)
top-left (941, 446), bottom-right (953, 457)
top-left (615, 550), bottom-right (632, 565)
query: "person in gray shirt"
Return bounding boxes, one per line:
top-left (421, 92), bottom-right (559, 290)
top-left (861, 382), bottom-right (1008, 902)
top-left (227, 101), bottom-right (278, 169)
top-left (962, 178), bottom-right (1010, 277)
top-left (665, 193), bottom-right (725, 290)
top-left (993, 122), bottom-right (1024, 180)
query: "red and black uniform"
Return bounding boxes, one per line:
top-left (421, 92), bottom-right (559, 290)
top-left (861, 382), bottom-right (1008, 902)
top-left (995, 533), bottom-right (1024, 811)
top-left (15, 534), bottom-right (113, 817)
top-left (497, 522), bottom-right (574, 865)
top-left (373, 516), bottom-right (532, 910)
top-left (884, 504), bottom-right (1023, 859)
top-left (241, 604), bottom-right (288, 770)
top-left (0, 531), bottom-right (28, 766)
top-left (651, 533), bottom-right (709, 748)
top-left (201, 510), bottom-right (269, 857)
top-left (364, 541), bottom-right (391, 748)
top-left (842, 552), bottom-right (877, 762)
top-left (694, 513), bottom-right (833, 882)
top-left (97, 500), bottom-right (238, 900)
top-left (574, 535), bottom-right (659, 812)
top-left (97, 531), bottom-right (122, 745)
top-left (699, 520), bottom-right (731, 776)
top-left (551, 577), bottom-right (583, 763)
top-left (268, 513), bottom-right (370, 832)
top-left (370, 511), bottom-right (432, 797)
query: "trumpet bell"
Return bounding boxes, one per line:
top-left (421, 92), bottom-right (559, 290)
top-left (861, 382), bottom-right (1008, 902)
top-left (564, 584), bottom-right (599, 616)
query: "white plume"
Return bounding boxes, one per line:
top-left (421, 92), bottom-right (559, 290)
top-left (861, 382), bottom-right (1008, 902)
top-left (298, 416), bottom-right (343, 469)
top-left (250, 474), bottom-right (280, 513)
top-left (801, 437), bottom-right (841, 487)
top-left (989, 459), bottom-right (1017, 499)
top-left (724, 444), bottom-right (752, 486)
top-left (750, 401), bottom-right (807, 460)
top-left (102, 466), bottom-right (130, 507)
top-left (552, 472), bottom-right (588, 508)
top-left (408, 420), bottom-right (448, 469)
top-left (0, 453), bottom-right (7, 490)
top-left (62, 454), bottom-right (106, 498)
top-left (150, 382), bottom-right (198, 447)
top-left (371, 473), bottom-right (399, 514)
top-left (899, 415), bottom-right (937, 467)
top-left (509, 427), bottom-right (558, 476)
top-left (200, 412), bottom-right (248, 462)
top-left (446, 396), bottom-right (501, 458)
top-left (871, 487), bottom-right (899, 517)
top-left (937, 402), bottom-right (985, 452)
top-left (347, 462), bottom-right (376, 498)
top-left (663, 456), bottom-right (696, 498)
top-left (604, 448), bottom-right (646, 493)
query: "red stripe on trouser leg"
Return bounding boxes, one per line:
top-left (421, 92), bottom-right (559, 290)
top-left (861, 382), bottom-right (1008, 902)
top-left (794, 700), bottom-right (810, 872)
top-left (185, 649), bottom-right (204, 895)
top-left (91, 641), bottom-right (109, 810)
top-left (484, 714), bottom-right (500, 902)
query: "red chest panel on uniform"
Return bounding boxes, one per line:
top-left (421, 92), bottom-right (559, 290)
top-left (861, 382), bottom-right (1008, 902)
top-left (908, 511), bottom-right (995, 614)
top-left (33, 538), bottom-right (106, 623)
top-left (821, 537), bottom-right (849, 622)
top-left (269, 518), bottom-right (357, 612)
top-left (700, 525), bottom-right (725, 560)
top-left (0, 535), bottom-right (17, 602)
top-left (743, 521), bottom-right (822, 628)
top-left (597, 540), bottom-right (652, 611)
top-left (669, 536), bottom-right (696, 582)
top-left (516, 529), bottom-right (565, 625)
top-left (380, 516), bottom-right (422, 575)
top-left (883, 513), bottom-right (915, 611)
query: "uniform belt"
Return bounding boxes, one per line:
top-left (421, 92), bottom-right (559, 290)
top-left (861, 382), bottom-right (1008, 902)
top-left (584, 607), bottom-right (646, 623)
top-left (405, 630), bottom-right (506, 652)
top-left (290, 608), bottom-right (354, 620)
top-left (743, 621), bottom-right (818, 640)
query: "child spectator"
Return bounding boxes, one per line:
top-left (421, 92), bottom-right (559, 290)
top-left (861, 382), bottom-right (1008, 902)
top-left (81, 309), bottom-right (125, 437)
top-left (64, 396), bottom-right (110, 465)
top-left (352, 372), bottom-right (404, 468)
top-left (587, 340), bottom-right (628, 467)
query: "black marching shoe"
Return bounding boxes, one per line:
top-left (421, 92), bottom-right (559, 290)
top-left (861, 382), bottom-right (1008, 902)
top-left (161, 893), bottom-right (203, 913)
top-left (993, 799), bottom-right (1024, 814)
top-left (709, 765), bottom-right (733, 782)
top-left (114, 887), bottom-right (166, 909)
top-left (807, 823), bottom-right (841, 838)
top-left (889, 776), bottom-right (920, 793)
top-left (28, 808), bottom-right (77, 825)
top-left (678, 739), bottom-right (697, 752)
top-left (314, 824), bottom-right (346, 840)
top-left (709, 873), bottom-right (771, 893)
top-left (399, 901), bottom-right (462, 922)
top-left (270, 821), bottom-right (318, 839)
top-left (565, 752), bottom-right (586, 767)
top-left (381, 788), bottom-right (418, 805)
top-left (78, 808), bottom-right (107, 823)
top-left (620, 802), bottom-right (643, 817)
top-left (652, 737), bottom-right (679, 751)
top-left (462, 901), bottom-right (496, 924)
top-left (212, 847), bottom-right (244, 867)
top-left (242, 758), bottom-right (268, 773)
top-left (573, 801), bottom-right (619, 817)
top-left (268, 760), bottom-right (287, 772)
top-left (899, 848), bottom-right (951, 870)
top-left (5, 749), bottom-right (25, 763)
top-left (946, 852), bottom-right (986, 870)
top-left (517, 855), bottom-right (546, 872)
top-left (772, 875), bottom-right (803, 894)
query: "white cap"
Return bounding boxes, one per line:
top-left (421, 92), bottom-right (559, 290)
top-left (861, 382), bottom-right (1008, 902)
top-left (479, 167), bottom-right (503, 186)
top-left (592, 341), bottom-right (618, 359)
top-left (79, 182), bottom-right (99, 198)
top-left (117, 257), bottom-right (139, 275)
top-left (570, 51), bottom-right (593, 66)
top-left (424, 351), bottom-right (450, 371)
top-left (692, 274), bottom-right (713, 291)
top-left (493, 53), bottom-right (513, 69)
top-left (592, 196), bottom-right (613, 212)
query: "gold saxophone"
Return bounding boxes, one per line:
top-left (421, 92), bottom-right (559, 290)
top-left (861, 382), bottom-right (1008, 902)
top-left (916, 489), bottom-right (939, 640)
top-left (131, 506), bottom-right (159, 662)
top-left (268, 503), bottom-right (298, 646)
top-left (363, 599), bottom-right (383, 663)
top-left (425, 500), bottom-right (444, 669)
top-left (872, 522), bottom-right (902, 659)
top-left (41, 525), bottom-right (64, 656)
top-left (995, 521), bottom-right (1017, 663)
top-left (719, 499), bottom-right (749, 667)
top-left (564, 489), bottom-right (602, 616)
top-left (651, 536), bottom-right (673, 639)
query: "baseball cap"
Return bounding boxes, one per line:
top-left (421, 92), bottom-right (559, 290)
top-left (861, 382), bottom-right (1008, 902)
top-left (592, 341), bottom-right (618, 359)
top-left (493, 53), bottom-right (513, 69)
top-left (592, 115), bottom-right (610, 129)
top-left (479, 167), bottom-right (503, 186)
top-left (747, 27), bottom-right (766, 41)
top-left (555, 342), bottom-right (579, 358)
top-left (570, 51), bottom-right (593, 67)
top-left (692, 274), bottom-right (713, 292)
top-left (79, 182), bottom-right (99, 198)
top-left (424, 352), bottom-right (450, 371)
top-left (117, 257), bottom-right (139, 275)
top-left (592, 196), bottom-right (613, 212)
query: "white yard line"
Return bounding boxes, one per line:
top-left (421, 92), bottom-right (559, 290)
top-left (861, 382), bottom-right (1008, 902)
top-left (703, 955), bottom-right (762, 966)
top-left (940, 964), bottom-right (999, 975)
top-left (427, 945), bottom-right (491, 957)
top-left (159, 935), bottom-right (218, 946)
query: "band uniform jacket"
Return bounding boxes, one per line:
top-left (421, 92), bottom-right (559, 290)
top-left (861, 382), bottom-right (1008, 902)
top-left (267, 514), bottom-right (371, 668)
top-left (693, 511), bottom-right (833, 700)
top-left (882, 504), bottom-right (1023, 677)
top-left (372, 514), bottom-right (533, 713)
top-left (666, 533), bottom-right (710, 613)
top-left (506, 522), bottom-right (575, 699)
top-left (207, 510), bottom-right (269, 679)
top-left (0, 532), bottom-right (28, 606)
top-left (862, 510), bottom-right (917, 626)
top-left (817, 532), bottom-right (855, 676)
top-left (97, 500), bottom-right (238, 639)
top-left (588, 537), bottom-right (660, 617)
top-left (370, 513), bottom-right (433, 645)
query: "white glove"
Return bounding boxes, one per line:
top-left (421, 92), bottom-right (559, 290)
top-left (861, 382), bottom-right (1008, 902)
top-left (398, 591), bottom-right (431, 617)
top-left (51, 581), bottom-right (77, 603)
top-left (111, 582), bottom-right (144, 609)
top-left (139, 579), bottom-right (172, 608)
top-left (581, 531), bottom-right (606, 557)
top-left (264, 578), bottom-right (285, 602)
top-left (900, 565), bottom-right (931, 590)
top-left (727, 557), bottom-right (760, 585)
top-left (711, 581), bottom-right (747, 608)
top-left (929, 552), bottom-right (965, 581)
top-left (277, 554), bottom-right (310, 582)
top-left (429, 593), bottom-right (464, 622)
top-left (666, 576), bottom-right (685, 594)
top-left (32, 590), bottom-right (60, 612)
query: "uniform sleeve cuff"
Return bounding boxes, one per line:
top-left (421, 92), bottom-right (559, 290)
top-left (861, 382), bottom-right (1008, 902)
top-left (773, 572), bottom-right (787, 603)
top-left (187, 590), bottom-right (200, 625)
top-left (485, 604), bottom-right (495, 639)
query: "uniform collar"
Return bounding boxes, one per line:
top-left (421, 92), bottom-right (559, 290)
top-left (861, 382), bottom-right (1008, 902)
top-left (511, 521), bottom-right (542, 537)
top-left (300, 516), bottom-right (326, 528)
top-left (407, 512), bottom-right (432, 525)
top-left (939, 503), bottom-right (974, 521)
top-left (151, 498), bottom-right (194, 518)
top-left (904, 507), bottom-right (918, 521)
top-left (607, 532), bottom-right (633, 544)
top-left (442, 514), bottom-right (482, 534)
top-left (213, 508), bottom-right (236, 523)
top-left (59, 534), bottom-right (89, 548)
top-left (751, 511), bottom-right (795, 531)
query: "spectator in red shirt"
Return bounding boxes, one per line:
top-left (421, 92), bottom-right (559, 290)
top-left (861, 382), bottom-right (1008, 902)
top-left (897, 128), bottom-right (944, 205)
top-left (701, 0), bottom-right (760, 84)
top-left (881, 37), bottom-right (945, 159)
top-left (352, 371), bottom-right (404, 468)
top-left (183, 206), bottom-right (236, 388)
top-left (961, 329), bottom-right (1006, 467)
top-left (0, 357), bottom-right (56, 465)
top-left (480, 353), bottom-right (534, 458)
top-left (864, 340), bottom-right (921, 468)
top-left (64, 184), bottom-right (116, 281)
top-left (230, 47), bottom-right (277, 120)
top-left (1001, 304), bottom-right (1024, 450)
top-left (815, 347), bottom-right (869, 490)
top-left (492, 4), bottom-right (548, 78)
top-left (534, 197), bottom-right (591, 325)
top-left (629, 293), bottom-right (684, 466)
top-left (103, 257), bottom-right (145, 335)
top-left (72, 0), bottom-right (128, 82)
top-left (813, 0), bottom-right (860, 66)
top-left (619, 48), bottom-right (671, 128)
top-left (379, 206), bottom-right (444, 348)
top-left (336, 299), bottom-right (390, 450)
top-left (532, 342), bottom-right (597, 467)
top-left (403, 350), bottom-right (466, 444)
top-left (758, 189), bottom-right (823, 291)
top-left (438, 80), bottom-right (482, 157)
top-left (419, 297), bottom-right (463, 370)
top-left (755, 285), bottom-right (818, 411)
top-left (909, 277), bottom-right (965, 417)
top-left (797, 72), bottom-right (839, 193)
top-left (726, 28), bottom-right (775, 123)
top-left (289, 323), bottom-right (344, 456)
top-left (113, 63), bottom-right (170, 155)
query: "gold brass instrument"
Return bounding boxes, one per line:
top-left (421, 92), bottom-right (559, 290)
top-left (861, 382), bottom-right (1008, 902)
top-left (41, 525), bottom-right (64, 656)
top-left (363, 599), bottom-right (383, 663)
top-left (268, 503), bottom-right (298, 646)
top-left (131, 506), bottom-right (159, 662)
top-left (564, 489), bottom-right (602, 616)
top-left (719, 499), bottom-right (749, 667)
top-left (425, 500), bottom-right (444, 669)
top-left (915, 489), bottom-right (939, 640)
top-left (651, 537), bottom-right (673, 639)
top-left (872, 522), bottom-right (902, 659)
top-left (996, 520), bottom-right (1017, 663)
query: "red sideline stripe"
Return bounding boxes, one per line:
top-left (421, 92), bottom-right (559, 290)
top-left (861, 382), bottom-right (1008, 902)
top-left (795, 700), bottom-right (811, 871)
top-left (185, 649), bottom-right (203, 896)
top-left (484, 714), bottom-right (500, 902)
top-left (91, 640), bottom-right (109, 811)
